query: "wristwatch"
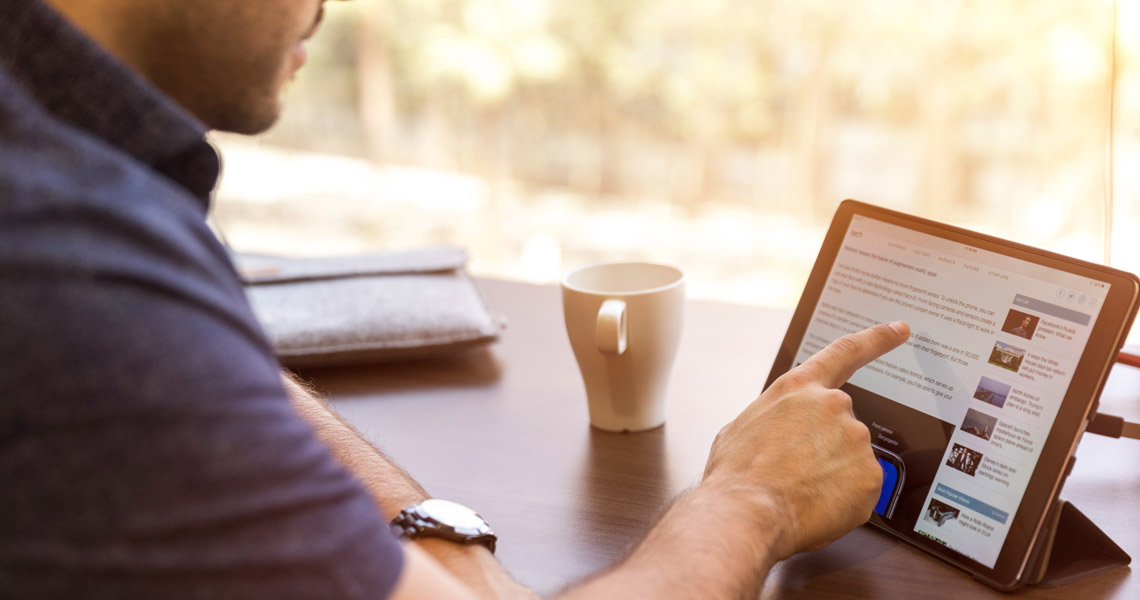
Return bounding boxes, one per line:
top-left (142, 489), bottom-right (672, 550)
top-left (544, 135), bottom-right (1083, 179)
top-left (390, 499), bottom-right (497, 553)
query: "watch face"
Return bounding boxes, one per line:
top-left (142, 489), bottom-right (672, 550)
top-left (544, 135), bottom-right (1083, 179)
top-left (420, 499), bottom-right (487, 531)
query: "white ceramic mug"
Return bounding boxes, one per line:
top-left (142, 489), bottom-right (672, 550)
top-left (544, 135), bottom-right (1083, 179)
top-left (561, 262), bottom-right (685, 432)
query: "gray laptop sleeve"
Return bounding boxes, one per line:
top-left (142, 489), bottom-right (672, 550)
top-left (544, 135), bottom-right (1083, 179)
top-left (234, 247), bottom-right (502, 368)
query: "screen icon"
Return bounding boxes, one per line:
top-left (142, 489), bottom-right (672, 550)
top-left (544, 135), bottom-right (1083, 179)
top-left (872, 445), bottom-right (906, 520)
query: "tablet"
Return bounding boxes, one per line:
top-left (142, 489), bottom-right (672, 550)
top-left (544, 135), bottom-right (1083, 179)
top-left (764, 200), bottom-right (1140, 590)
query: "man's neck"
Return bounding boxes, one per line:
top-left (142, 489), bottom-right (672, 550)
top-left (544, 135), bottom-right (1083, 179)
top-left (42, 0), bottom-right (152, 82)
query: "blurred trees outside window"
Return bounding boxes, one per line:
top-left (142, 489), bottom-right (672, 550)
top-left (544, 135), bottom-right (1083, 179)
top-left (211, 0), bottom-right (1140, 315)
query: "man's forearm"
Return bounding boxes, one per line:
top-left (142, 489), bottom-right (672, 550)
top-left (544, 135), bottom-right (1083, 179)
top-left (557, 478), bottom-right (783, 599)
top-left (281, 373), bottom-right (536, 600)
top-left (283, 374), bottom-right (428, 519)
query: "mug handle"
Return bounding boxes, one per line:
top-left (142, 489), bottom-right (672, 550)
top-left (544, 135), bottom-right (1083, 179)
top-left (596, 299), bottom-right (628, 355)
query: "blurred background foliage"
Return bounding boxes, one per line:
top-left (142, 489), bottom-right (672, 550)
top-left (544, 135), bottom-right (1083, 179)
top-left (211, 0), bottom-right (1140, 310)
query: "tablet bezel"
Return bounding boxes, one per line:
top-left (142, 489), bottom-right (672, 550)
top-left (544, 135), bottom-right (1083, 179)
top-left (764, 200), bottom-right (1139, 589)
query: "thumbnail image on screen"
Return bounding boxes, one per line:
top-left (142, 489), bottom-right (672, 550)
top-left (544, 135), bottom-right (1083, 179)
top-left (961, 408), bottom-right (998, 442)
top-left (973, 376), bottom-right (1011, 409)
top-left (924, 499), bottom-right (960, 528)
top-left (1000, 309), bottom-right (1039, 340)
top-left (946, 443), bottom-right (983, 477)
top-left (988, 341), bottom-right (1027, 373)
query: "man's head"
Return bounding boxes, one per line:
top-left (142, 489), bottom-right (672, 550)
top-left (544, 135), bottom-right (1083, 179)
top-left (47, 0), bottom-right (328, 134)
top-left (1021, 316), bottom-right (1032, 328)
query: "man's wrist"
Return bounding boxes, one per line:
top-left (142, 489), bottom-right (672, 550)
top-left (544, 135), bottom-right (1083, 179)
top-left (695, 473), bottom-right (792, 564)
top-left (579, 478), bottom-right (786, 599)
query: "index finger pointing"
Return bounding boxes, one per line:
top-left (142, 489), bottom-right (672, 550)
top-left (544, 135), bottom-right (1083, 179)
top-left (794, 321), bottom-right (911, 389)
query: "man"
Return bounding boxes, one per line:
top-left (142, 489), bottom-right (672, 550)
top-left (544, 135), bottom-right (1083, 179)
top-left (1011, 315), bottom-right (1034, 339)
top-left (0, 0), bottom-right (910, 597)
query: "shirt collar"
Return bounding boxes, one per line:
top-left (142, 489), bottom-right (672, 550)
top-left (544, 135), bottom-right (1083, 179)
top-left (0, 0), bottom-right (220, 202)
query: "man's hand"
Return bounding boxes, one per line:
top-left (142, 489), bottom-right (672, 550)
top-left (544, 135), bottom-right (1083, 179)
top-left (702, 321), bottom-right (911, 561)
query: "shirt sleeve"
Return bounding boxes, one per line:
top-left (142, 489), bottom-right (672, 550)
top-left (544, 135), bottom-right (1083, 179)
top-left (0, 160), bottom-right (404, 598)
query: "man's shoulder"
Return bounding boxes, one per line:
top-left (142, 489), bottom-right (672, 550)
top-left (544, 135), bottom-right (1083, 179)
top-left (0, 60), bottom-right (265, 382)
top-left (0, 62), bottom-right (234, 297)
top-left (0, 66), bottom-right (196, 215)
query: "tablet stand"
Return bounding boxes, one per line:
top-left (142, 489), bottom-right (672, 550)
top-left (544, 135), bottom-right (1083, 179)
top-left (1022, 500), bottom-right (1131, 587)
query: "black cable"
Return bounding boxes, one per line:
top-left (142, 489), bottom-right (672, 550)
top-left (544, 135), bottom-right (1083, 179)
top-left (1087, 348), bottom-right (1140, 439)
top-left (1088, 412), bottom-right (1140, 440)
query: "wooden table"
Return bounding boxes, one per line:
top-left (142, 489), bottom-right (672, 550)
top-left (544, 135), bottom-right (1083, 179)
top-left (301, 279), bottom-right (1139, 598)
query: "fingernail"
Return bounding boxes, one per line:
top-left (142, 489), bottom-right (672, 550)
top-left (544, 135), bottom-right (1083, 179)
top-left (888, 321), bottom-right (909, 336)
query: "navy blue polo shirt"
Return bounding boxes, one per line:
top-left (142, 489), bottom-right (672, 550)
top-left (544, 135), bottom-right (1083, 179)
top-left (0, 1), bottom-right (404, 597)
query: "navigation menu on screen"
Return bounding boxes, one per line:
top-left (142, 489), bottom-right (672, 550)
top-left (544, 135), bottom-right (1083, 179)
top-left (794, 215), bottom-right (1109, 567)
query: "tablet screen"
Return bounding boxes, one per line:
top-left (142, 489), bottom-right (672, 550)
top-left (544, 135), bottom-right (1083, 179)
top-left (792, 213), bottom-right (1111, 569)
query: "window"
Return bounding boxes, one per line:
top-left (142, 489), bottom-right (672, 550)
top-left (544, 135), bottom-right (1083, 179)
top-left (211, 0), bottom-right (1140, 339)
